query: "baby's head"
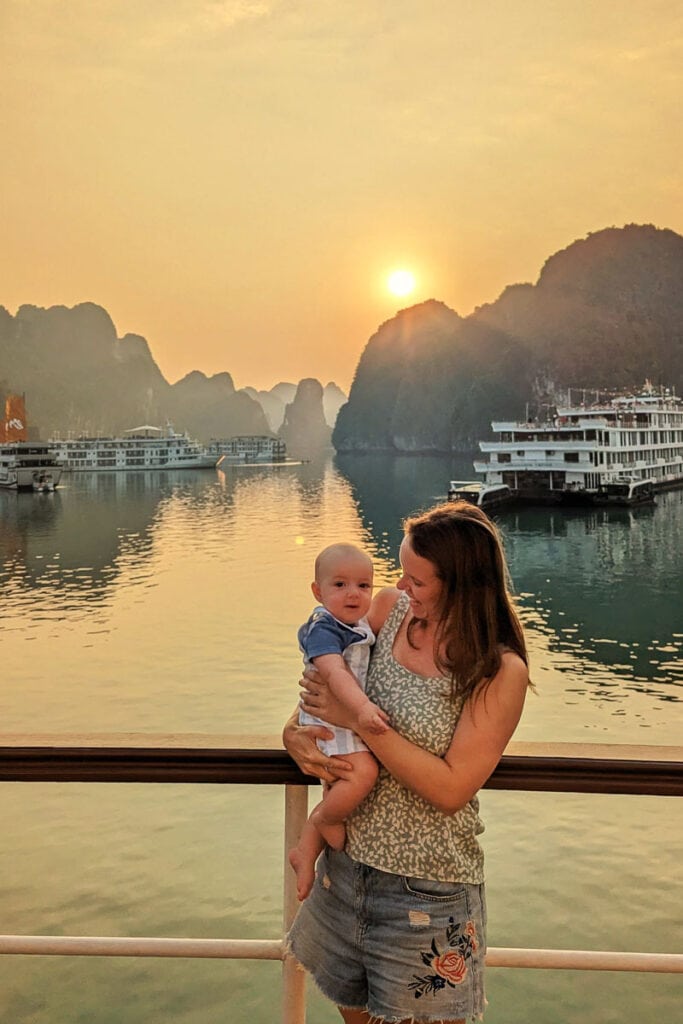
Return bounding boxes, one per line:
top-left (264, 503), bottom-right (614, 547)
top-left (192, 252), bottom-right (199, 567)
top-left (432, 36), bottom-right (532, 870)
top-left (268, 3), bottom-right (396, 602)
top-left (312, 543), bottom-right (374, 625)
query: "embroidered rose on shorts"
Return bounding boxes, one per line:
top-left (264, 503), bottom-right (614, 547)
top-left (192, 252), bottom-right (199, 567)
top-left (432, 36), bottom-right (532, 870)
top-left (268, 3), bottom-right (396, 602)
top-left (409, 916), bottom-right (478, 999)
top-left (432, 950), bottom-right (467, 984)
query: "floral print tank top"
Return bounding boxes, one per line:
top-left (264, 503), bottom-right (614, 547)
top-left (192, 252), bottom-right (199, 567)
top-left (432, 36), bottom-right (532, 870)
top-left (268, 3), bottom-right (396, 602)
top-left (344, 592), bottom-right (485, 883)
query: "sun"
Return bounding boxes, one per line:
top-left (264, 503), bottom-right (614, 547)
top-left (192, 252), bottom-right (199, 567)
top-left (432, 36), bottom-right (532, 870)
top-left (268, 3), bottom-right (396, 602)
top-left (387, 269), bottom-right (416, 298)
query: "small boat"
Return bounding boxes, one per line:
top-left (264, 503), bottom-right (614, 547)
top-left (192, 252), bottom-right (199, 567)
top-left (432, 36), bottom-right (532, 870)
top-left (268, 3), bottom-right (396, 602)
top-left (594, 477), bottom-right (656, 507)
top-left (448, 480), bottom-right (513, 510)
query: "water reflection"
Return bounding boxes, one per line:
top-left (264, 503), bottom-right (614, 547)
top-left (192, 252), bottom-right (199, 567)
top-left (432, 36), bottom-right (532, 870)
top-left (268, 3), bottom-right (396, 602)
top-left (218, 456), bottom-right (330, 526)
top-left (334, 454), bottom-right (683, 694)
top-left (333, 452), bottom-right (475, 564)
top-left (1, 458), bottom-right (681, 703)
top-left (0, 489), bottom-right (62, 562)
top-left (0, 474), bottom-right (167, 607)
top-left (0, 462), bottom-right (336, 617)
top-left (504, 494), bottom-right (683, 691)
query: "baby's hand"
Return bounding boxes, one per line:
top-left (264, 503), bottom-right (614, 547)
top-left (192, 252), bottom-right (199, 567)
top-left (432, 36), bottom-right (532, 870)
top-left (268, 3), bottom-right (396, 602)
top-left (357, 700), bottom-right (390, 735)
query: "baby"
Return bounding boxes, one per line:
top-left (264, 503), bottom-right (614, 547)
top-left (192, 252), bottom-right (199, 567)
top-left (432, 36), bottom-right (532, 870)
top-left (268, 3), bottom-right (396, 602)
top-left (288, 542), bottom-right (388, 900)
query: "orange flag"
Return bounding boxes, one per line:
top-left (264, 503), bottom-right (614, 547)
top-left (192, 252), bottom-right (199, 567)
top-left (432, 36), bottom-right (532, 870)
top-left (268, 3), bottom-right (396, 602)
top-left (2, 394), bottom-right (28, 442)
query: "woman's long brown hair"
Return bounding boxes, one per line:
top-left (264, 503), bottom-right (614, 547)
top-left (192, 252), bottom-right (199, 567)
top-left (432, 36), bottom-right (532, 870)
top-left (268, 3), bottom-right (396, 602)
top-left (404, 501), bottom-right (528, 702)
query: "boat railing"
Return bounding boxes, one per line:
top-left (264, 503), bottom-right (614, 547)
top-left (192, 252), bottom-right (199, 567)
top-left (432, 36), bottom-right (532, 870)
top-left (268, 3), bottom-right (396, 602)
top-left (1, 736), bottom-right (681, 1024)
top-left (480, 440), bottom-right (596, 452)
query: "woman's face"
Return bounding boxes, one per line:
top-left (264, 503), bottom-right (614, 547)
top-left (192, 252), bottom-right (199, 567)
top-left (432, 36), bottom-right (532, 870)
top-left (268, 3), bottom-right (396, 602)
top-left (397, 536), bottom-right (445, 622)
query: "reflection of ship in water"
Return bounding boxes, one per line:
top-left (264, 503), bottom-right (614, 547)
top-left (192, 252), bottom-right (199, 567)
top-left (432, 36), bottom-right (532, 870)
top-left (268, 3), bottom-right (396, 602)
top-left (0, 472), bottom-right (175, 601)
top-left (334, 453), bottom-right (683, 691)
top-left (218, 452), bottom-right (330, 513)
top-left (334, 451), bottom-right (477, 560)
top-left (0, 469), bottom-right (247, 613)
top-left (501, 493), bottom-right (683, 687)
top-left (0, 489), bottom-right (63, 569)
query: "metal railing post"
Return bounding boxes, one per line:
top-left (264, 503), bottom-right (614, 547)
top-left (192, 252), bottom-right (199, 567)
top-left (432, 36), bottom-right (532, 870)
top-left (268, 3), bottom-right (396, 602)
top-left (282, 784), bottom-right (309, 1024)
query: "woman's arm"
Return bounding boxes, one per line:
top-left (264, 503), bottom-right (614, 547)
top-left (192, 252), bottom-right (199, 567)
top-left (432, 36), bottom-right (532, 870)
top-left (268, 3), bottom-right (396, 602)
top-left (299, 651), bottom-right (529, 813)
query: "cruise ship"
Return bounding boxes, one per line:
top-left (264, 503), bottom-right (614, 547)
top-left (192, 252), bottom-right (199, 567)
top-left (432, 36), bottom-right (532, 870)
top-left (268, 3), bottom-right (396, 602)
top-left (0, 394), bottom-right (63, 491)
top-left (472, 384), bottom-right (683, 506)
top-left (49, 425), bottom-right (218, 472)
top-left (0, 442), bottom-right (63, 491)
top-left (206, 435), bottom-right (287, 464)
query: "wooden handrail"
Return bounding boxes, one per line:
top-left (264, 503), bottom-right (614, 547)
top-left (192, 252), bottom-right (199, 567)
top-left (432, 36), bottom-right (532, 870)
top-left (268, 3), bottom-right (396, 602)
top-left (0, 739), bottom-right (681, 795)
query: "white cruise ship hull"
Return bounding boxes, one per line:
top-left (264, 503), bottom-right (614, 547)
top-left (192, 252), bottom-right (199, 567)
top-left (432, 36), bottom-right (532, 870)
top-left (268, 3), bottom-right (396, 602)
top-left (54, 455), bottom-right (217, 472)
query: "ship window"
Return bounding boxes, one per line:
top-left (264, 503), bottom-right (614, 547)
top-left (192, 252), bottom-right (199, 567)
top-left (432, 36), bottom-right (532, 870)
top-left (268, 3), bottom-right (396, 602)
top-left (564, 452), bottom-right (579, 462)
top-left (498, 453), bottom-right (511, 463)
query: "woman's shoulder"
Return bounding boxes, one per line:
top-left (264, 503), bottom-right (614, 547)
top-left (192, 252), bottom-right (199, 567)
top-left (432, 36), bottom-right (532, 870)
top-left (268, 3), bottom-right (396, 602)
top-left (367, 586), bottom-right (402, 634)
top-left (492, 649), bottom-right (530, 690)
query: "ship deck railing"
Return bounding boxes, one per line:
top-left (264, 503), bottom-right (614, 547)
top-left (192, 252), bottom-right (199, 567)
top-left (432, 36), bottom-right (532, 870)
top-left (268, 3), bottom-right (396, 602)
top-left (1, 736), bottom-right (681, 1023)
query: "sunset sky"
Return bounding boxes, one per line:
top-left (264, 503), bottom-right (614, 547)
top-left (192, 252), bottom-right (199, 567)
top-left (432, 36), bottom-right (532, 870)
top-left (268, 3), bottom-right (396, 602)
top-left (2, 1), bottom-right (682, 392)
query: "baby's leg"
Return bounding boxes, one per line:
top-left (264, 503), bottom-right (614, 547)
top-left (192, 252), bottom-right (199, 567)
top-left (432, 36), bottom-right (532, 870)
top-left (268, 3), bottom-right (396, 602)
top-left (288, 753), bottom-right (378, 901)
top-left (310, 751), bottom-right (378, 851)
top-left (288, 817), bottom-right (325, 902)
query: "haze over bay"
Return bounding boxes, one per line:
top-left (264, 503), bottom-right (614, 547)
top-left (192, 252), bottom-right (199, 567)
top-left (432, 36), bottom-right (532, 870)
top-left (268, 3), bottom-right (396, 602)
top-left (2, 2), bottom-right (683, 390)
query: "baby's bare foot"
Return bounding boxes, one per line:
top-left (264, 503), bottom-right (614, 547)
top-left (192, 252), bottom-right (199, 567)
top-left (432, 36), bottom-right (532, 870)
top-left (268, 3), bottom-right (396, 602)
top-left (288, 847), bottom-right (315, 901)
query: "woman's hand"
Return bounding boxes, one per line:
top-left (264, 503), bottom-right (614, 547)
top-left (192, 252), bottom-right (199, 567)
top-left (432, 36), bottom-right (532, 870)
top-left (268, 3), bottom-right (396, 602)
top-left (282, 708), bottom-right (353, 785)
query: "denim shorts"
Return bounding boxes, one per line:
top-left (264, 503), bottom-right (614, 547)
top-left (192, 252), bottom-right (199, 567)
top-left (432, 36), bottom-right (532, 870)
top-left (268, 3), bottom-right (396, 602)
top-left (287, 848), bottom-right (487, 1023)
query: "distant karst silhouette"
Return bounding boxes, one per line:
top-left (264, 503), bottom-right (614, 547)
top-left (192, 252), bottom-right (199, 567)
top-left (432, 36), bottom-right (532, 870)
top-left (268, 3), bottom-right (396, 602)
top-left (0, 303), bottom-right (345, 445)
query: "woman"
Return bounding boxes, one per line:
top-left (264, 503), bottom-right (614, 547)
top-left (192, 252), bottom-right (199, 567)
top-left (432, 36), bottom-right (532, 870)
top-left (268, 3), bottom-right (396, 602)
top-left (283, 501), bottom-right (530, 1024)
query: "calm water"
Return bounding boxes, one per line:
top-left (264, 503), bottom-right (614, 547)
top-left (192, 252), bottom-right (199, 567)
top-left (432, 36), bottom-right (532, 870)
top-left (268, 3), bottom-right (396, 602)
top-left (0, 455), bottom-right (681, 1023)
